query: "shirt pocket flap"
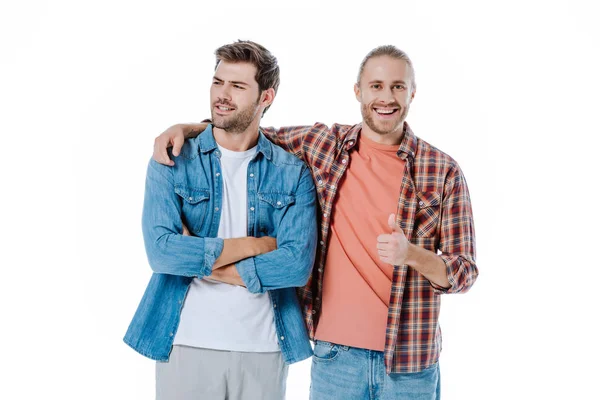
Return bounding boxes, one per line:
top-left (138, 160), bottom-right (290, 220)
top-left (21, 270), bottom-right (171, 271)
top-left (416, 191), bottom-right (441, 208)
top-left (258, 193), bottom-right (296, 208)
top-left (174, 185), bottom-right (210, 204)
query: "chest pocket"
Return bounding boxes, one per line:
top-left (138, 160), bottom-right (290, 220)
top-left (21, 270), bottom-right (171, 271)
top-left (257, 193), bottom-right (296, 236)
top-left (175, 185), bottom-right (210, 234)
top-left (414, 191), bottom-right (441, 238)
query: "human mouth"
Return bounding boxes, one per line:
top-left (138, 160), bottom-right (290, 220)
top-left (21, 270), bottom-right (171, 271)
top-left (214, 104), bottom-right (236, 114)
top-left (373, 107), bottom-right (399, 118)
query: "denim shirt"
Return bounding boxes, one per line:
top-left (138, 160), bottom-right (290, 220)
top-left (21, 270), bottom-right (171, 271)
top-left (124, 125), bottom-right (318, 364)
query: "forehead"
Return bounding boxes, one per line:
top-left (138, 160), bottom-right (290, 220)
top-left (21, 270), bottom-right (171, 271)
top-left (362, 56), bottom-right (411, 81)
top-left (214, 61), bottom-right (258, 85)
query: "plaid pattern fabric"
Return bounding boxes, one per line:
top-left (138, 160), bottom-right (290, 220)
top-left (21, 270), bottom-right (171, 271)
top-left (261, 122), bottom-right (478, 373)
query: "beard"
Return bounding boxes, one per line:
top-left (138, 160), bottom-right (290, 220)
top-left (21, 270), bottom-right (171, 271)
top-left (361, 102), bottom-right (409, 136)
top-left (211, 98), bottom-right (261, 134)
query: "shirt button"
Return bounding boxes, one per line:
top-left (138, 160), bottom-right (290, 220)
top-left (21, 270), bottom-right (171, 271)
top-left (280, 336), bottom-right (285, 341)
top-left (341, 159), bottom-right (347, 164)
top-left (311, 310), bottom-right (317, 314)
top-left (250, 173), bottom-right (254, 177)
top-left (215, 207), bottom-right (219, 211)
top-left (169, 333), bottom-right (174, 337)
top-left (318, 268), bottom-right (323, 273)
top-left (323, 213), bottom-right (328, 218)
top-left (250, 207), bottom-right (255, 211)
top-left (188, 197), bottom-right (193, 201)
top-left (273, 304), bottom-right (277, 308)
top-left (216, 172), bottom-right (220, 177)
top-left (178, 300), bottom-right (182, 304)
top-left (276, 201), bottom-right (281, 206)
top-left (319, 241), bottom-right (324, 245)
top-left (419, 201), bottom-right (424, 206)
top-left (318, 180), bottom-right (324, 186)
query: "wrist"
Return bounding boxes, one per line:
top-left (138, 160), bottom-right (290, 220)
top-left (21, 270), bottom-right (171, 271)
top-left (405, 243), bottom-right (418, 266)
top-left (248, 237), bottom-right (261, 257)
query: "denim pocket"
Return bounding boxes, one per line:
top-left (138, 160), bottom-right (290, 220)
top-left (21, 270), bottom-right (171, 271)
top-left (257, 193), bottom-right (296, 236)
top-left (175, 185), bottom-right (210, 233)
top-left (312, 341), bottom-right (341, 362)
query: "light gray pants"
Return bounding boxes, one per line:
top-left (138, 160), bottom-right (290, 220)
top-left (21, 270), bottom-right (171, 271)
top-left (156, 345), bottom-right (288, 400)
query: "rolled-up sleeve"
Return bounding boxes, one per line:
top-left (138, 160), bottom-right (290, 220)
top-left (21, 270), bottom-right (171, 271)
top-left (433, 164), bottom-right (478, 294)
top-left (142, 159), bottom-right (223, 277)
top-left (236, 166), bottom-right (318, 294)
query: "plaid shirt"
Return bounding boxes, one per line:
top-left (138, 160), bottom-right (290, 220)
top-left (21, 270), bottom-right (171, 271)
top-left (261, 122), bottom-right (478, 373)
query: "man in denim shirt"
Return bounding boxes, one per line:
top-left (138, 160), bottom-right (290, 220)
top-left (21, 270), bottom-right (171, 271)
top-left (124, 41), bottom-right (317, 400)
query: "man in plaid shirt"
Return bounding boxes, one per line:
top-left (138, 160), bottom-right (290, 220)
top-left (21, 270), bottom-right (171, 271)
top-left (153, 45), bottom-right (478, 399)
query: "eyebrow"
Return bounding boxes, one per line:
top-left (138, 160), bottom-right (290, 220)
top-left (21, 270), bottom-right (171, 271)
top-left (213, 76), bottom-right (250, 87)
top-left (368, 80), bottom-right (408, 85)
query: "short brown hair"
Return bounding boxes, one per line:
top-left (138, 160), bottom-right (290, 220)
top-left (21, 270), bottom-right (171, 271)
top-left (357, 45), bottom-right (416, 91)
top-left (215, 40), bottom-right (280, 115)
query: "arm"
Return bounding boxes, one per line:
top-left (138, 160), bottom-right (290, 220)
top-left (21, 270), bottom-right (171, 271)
top-left (433, 164), bottom-right (478, 294)
top-left (142, 159), bottom-right (275, 276)
top-left (235, 166), bottom-right (318, 294)
top-left (207, 264), bottom-right (246, 287)
top-left (377, 163), bottom-right (478, 292)
top-left (378, 214), bottom-right (450, 288)
top-left (153, 122), bottom-right (327, 166)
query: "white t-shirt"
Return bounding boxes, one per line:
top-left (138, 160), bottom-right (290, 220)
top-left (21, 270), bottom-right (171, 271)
top-left (173, 143), bottom-right (279, 352)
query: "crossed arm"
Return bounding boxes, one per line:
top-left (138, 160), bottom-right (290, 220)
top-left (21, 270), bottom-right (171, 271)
top-left (142, 159), bottom-right (276, 286)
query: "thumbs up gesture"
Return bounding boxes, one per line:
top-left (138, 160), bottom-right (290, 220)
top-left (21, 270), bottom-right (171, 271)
top-left (377, 213), bottom-right (411, 267)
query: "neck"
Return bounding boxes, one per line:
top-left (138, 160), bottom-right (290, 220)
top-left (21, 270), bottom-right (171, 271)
top-left (360, 121), bottom-right (405, 145)
top-left (213, 120), bottom-right (261, 151)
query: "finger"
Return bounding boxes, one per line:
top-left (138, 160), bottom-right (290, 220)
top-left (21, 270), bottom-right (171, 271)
top-left (154, 136), bottom-right (173, 165)
top-left (377, 242), bottom-right (390, 250)
top-left (172, 134), bottom-right (184, 157)
top-left (377, 234), bottom-right (392, 243)
top-left (388, 213), bottom-right (401, 233)
top-left (182, 223), bottom-right (191, 236)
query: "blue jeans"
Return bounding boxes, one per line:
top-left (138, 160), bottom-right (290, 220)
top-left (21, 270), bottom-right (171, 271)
top-left (310, 340), bottom-right (440, 400)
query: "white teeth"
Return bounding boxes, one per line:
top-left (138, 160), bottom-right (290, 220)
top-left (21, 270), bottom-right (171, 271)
top-left (375, 109), bottom-right (395, 115)
top-left (218, 106), bottom-right (232, 111)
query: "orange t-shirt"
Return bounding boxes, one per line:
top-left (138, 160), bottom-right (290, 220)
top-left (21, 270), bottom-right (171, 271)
top-left (314, 134), bottom-right (405, 351)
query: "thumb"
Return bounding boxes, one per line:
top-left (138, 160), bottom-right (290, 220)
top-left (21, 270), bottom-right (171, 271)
top-left (388, 213), bottom-right (401, 232)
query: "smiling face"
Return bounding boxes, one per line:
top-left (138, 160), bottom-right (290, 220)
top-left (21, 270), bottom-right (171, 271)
top-left (354, 55), bottom-right (415, 142)
top-left (210, 61), bottom-right (264, 134)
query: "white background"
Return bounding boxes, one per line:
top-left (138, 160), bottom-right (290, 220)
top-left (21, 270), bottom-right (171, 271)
top-left (2, 0), bottom-right (599, 399)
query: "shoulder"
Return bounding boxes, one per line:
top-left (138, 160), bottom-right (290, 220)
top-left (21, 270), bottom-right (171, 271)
top-left (414, 136), bottom-right (462, 174)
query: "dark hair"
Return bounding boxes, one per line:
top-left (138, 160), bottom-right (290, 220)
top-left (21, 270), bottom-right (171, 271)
top-left (357, 45), bottom-right (416, 91)
top-left (215, 40), bottom-right (280, 115)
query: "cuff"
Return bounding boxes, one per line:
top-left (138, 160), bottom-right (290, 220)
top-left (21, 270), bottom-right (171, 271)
top-left (430, 254), bottom-right (456, 295)
top-left (202, 237), bottom-right (224, 277)
top-left (236, 257), bottom-right (263, 294)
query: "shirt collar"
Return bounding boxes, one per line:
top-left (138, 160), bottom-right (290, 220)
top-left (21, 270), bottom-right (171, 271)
top-left (199, 124), bottom-right (272, 161)
top-left (344, 122), bottom-right (417, 161)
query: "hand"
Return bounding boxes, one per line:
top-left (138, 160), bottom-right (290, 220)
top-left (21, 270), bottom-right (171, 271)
top-left (377, 214), bottom-right (411, 266)
top-left (253, 236), bottom-right (277, 256)
top-left (207, 264), bottom-right (246, 287)
top-left (153, 124), bottom-right (186, 166)
top-left (182, 223), bottom-right (191, 236)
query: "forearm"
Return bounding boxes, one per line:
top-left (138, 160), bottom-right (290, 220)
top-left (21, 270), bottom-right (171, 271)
top-left (143, 160), bottom-right (224, 277)
top-left (236, 169), bottom-right (318, 293)
top-left (406, 244), bottom-right (450, 289)
top-left (213, 237), bottom-right (262, 270)
top-left (180, 122), bottom-right (209, 139)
